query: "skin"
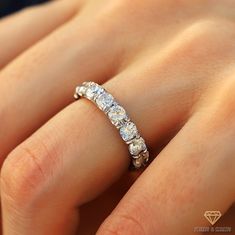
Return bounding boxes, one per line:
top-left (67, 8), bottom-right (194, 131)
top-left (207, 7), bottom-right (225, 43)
top-left (0, 0), bottom-right (235, 234)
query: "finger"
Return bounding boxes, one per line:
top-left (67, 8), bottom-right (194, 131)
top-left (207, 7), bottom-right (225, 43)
top-left (1, 19), bottom-right (235, 234)
top-left (97, 80), bottom-right (235, 235)
top-left (0, 11), bottom-right (123, 161)
top-left (0, 0), bottom-right (82, 69)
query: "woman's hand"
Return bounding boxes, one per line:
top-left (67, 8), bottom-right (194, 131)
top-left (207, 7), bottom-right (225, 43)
top-left (0, 0), bottom-right (235, 234)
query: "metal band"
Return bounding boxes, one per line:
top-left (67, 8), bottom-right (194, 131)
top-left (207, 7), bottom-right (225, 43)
top-left (74, 82), bottom-right (149, 169)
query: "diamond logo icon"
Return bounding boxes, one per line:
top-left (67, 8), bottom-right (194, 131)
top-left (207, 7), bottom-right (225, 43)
top-left (204, 211), bottom-right (222, 225)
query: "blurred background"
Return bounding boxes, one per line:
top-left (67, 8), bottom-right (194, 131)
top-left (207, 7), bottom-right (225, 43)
top-left (0, 0), bottom-right (49, 18)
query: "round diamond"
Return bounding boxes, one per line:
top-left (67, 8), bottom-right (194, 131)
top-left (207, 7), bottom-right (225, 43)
top-left (129, 137), bottom-right (147, 156)
top-left (120, 122), bottom-right (138, 142)
top-left (96, 92), bottom-right (114, 111)
top-left (108, 104), bottom-right (128, 126)
top-left (85, 83), bottom-right (104, 100)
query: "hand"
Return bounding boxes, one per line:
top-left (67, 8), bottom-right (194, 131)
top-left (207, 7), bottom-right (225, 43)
top-left (0, 0), bottom-right (235, 234)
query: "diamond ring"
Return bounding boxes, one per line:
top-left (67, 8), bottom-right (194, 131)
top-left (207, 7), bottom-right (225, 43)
top-left (74, 82), bottom-right (149, 169)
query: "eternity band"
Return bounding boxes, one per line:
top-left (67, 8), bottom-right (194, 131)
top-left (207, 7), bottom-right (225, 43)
top-left (74, 82), bottom-right (149, 169)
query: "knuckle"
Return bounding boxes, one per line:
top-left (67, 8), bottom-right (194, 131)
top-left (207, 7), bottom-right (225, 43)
top-left (99, 213), bottom-right (146, 235)
top-left (158, 18), bottom-right (235, 78)
top-left (99, 199), bottom-right (148, 235)
top-left (183, 18), bottom-right (234, 55)
top-left (200, 79), bottom-right (235, 136)
top-left (1, 137), bottom-right (58, 207)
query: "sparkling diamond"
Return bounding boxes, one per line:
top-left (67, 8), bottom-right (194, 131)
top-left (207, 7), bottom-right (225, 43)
top-left (129, 137), bottom-right (147, 156)
top-left (85, 83), bottom-right (104, 100)
top-left (119, 122), bottom-right (138, 142)
top-left (108, 104), bottom-right (128, 126)
top-left (96, 92), bottom-right (114, 111)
